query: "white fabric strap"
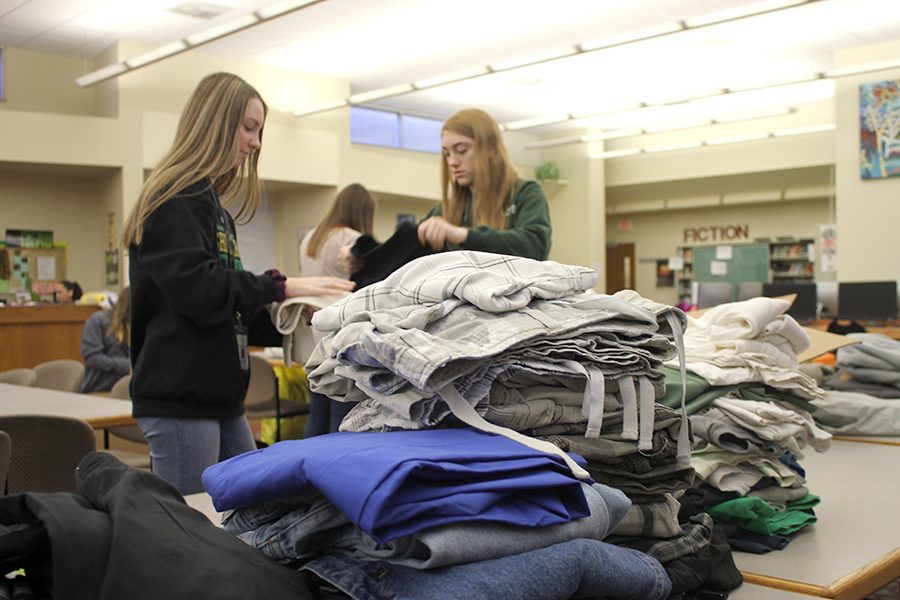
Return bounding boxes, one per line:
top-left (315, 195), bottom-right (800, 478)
top-left (665, 311), bottom-right (692, 464)
top-left (638, 376), bottom-right (655, 453)
top-left (619, 375), bottom-right (638, 441)
top-left (563, 360), bottom-right (607, 439)
top-left (438, 383), bottom-right (591, 480)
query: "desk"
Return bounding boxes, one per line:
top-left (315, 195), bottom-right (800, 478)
top-left (0, 382), bottom-right (135, 428)
top-left (809, 319), bottom-right (900, 341)
top-left (0, 304), bottom-right (99, 370)
top-left (735, 440), bottom-right (900, 599)
top-left (185, 492), bottom-right (223, 527)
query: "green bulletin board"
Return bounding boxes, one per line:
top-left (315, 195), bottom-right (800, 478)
top-left (692, 243), bottom-right (770, 284)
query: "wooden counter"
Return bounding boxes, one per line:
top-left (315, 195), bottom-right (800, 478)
top-left (809, 319), bottom-right (900, 340)
top-left (0, 304), bottom-right (99, 370)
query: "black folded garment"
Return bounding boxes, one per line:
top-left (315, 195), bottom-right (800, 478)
top-left (351, 220), bottom-right (434, 289)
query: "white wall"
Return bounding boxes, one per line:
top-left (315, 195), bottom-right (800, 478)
top-left (833, 40), bottom-right (900, 282)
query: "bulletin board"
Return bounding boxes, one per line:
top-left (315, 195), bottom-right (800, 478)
top-left (2, 247), bottom-right (67, 296)
top-left (692, 244), bottom-right (769, 284)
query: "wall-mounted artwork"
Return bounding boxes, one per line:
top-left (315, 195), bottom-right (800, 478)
top-left (860, 79), bottom-right (900, 179)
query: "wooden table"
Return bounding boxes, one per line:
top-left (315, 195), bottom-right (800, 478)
top-left (0, 382), bottom-right (135, 428)
top-left (735, 440), bottom-right (900, 599)
top-left (0, 304), bottom-right (99, 370)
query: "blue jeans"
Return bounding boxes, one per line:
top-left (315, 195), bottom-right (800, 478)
top-left (302, 538), bottom-right (671, 600)
top-left (137, 415), bottom-right (256, 495)
top-left (304, 392), bottom-right (355, 437)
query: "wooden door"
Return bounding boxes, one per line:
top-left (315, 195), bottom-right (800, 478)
top-left (606, 243), bottom-right (635, 293)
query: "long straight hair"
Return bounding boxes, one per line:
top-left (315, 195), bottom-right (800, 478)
top-left (107, 286), bottom-right (131, 346)
top-left (121, 72), bottom-right (267, 248)
top-left (305, 183), bottom-right (376, 258)
top-left (440, 108), bottom-right (519, 230)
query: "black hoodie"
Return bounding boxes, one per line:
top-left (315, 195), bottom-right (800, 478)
top-left (128, 179), bottom-right (280, 419)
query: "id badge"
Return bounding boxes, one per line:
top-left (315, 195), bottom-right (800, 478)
top-left (236, 324), bottom-right (249, 372)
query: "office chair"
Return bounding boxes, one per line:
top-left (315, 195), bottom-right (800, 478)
top-left (102, 374), bottom-right (152, 470)
top-left (0, 414), bottom-right (97, 494)
top-left (0, 368), bottom-right (38, 387)
top-left (245, 354), bottom-right (309, 442)
top-left (33, 359), bottom-right (85, 392)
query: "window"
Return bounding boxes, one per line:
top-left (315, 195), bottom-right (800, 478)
top-left (350, 107), bottom-right (399, 148)
top-left (350, 106), bottom-right (442, 154)
top-left (400, 113), bottom-right (442, 153)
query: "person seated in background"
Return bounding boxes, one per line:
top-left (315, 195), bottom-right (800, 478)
top-left (80, 287), bottom-right (131, 394)
top-left (55, 280), bottom-right (83, 304)
top-left (299, 183), bottom-right (376, 437)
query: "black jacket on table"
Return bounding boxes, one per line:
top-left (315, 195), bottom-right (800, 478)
top-left (0, 452), bottom-right (314, 600)
top-left (129, 179), bottom-right (281, 419)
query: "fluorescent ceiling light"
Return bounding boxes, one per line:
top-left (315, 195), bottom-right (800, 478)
top-left (825, 56), bottom-right (900, 78)
top-left (704, 132), bottom-right (770, 145)
top-left (666, 195), bottom-right (721, 208)
top-left (728, 73), bottom-right (822, 93)
top-left (589, 148), bottom-right (642, 160)
top-left (504, 114), bottom-right (570, 130)
top-left (644, 118), bottom-right (712, 133)
top-left (783, 185), bottom-right (834, 200)
top-left (569, 104), bottom-right (643, 120)
top-left (582, 128), bottom-right (644, 141)
top-left (413, 67), bottom-right (491, 90)
top-left (714, 106), bottom-right (795, 123)
top-left (76, 62), bottom-right (128, 87)
top-left (185, 14), bottom-right (259, 45)
top-left (771, 123), bottom-right (835, 137)
top-left (579, 22), bottom-right (685, 51)
top-left (489, 47), bottom-right (579, 72)
top-left (125, 40), bottom-right (188, 68)
top-left (684, 0), bottom-right (810, 27)
top-left (290, 98), bottom-right (348, 117)
top-left (643, 140), bottom-right (704, 153)
top-left (256, 0), bottom-right (318, 19)
top-left (721, 190), bottom-right (783, 204)
top-left (349, 84), bottom-right (414, 104)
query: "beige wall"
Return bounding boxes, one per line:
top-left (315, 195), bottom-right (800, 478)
top-left (606, 198), bottom-right (830, 305)
top-left (834, 40), bottom-right (900, 282)
top-left (0, 48), bottom-right (97, 116)
top-left (0, 168), bottom-right (113, 291)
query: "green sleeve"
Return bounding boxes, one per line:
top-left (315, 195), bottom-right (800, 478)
top-left (463, 180), bottom-right (552, 260)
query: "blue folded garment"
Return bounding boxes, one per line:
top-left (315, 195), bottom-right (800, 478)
top-left (203, 428), bottom-right (590, 543)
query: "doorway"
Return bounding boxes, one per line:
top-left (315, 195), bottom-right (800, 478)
top-left (606, 243), bottom-right (635, 293)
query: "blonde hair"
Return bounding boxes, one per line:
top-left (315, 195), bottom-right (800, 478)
top-left (440, 108), bottom-right (519, 230)
top-left (107, 287), bottom-right (131, 346)
top-left (305, 183), bottom-right (377, 259)
top-left (121, 72), bottom-right (267, 247)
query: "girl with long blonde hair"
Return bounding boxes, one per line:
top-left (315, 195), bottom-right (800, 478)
top-left (122, 72), bottom-right (353, 494)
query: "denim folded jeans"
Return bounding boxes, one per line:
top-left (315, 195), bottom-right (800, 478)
top-left (303, 538), bottom-right (671, 600)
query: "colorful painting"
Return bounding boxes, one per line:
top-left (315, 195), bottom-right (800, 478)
top-left (860, 79), bottom-right (900, 179)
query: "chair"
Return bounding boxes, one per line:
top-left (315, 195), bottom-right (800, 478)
top-left (0, 431), bottom-right (11, 494)
top-left (245, 354), bottom-right (308, 442)
top-left (33, 359), bottom-right (85, 392)
top-left (103, 374), bottom-right (152, 470)
top-left (0, 415), bottom-right (97, 494)
top-left (0, 368), bottom-right (37, 386)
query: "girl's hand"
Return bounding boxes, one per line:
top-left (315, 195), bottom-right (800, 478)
top-left (285, 276), bottom-right (355, 297)
top-left (417, 216), bottom-right (468, 252)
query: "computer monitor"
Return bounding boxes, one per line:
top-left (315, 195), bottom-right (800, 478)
top-left (816, 281), bottom-right (838, 319)
top-left (762, 282), bottom-right (818, 322)
top-left (837, 281), bottom-right (898, 322)
top-left (696, 282), bottom-right (735, 309)
top-left (737, 281), bottom-right (763, 301)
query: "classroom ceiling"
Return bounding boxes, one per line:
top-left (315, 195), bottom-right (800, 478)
top-left (2, 0), bottom-right (900, 134)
